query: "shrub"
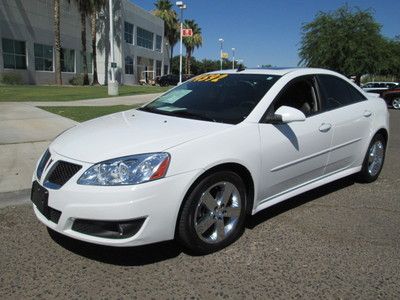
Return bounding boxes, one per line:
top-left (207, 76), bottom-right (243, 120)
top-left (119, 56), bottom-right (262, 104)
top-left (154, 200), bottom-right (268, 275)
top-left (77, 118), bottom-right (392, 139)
top-left (69, 74), bottom-right (85, 85)
top-left (1, 73), bottom-right (22, 85)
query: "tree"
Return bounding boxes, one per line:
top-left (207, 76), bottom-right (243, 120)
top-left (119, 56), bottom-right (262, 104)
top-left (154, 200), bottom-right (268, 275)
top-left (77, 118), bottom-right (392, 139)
top-left (379, 38), bottom-right (400, 79)
top-left (299, 5), bottom-right (386, 85)
top-left (90, 0), bottom-right (106, 85)
top-left (75, 0), bottom-right (91, 85)
top-left (153, 0), bottom-right (179, 70)
top-left (182, 19), bottom-right (202, 75)
top-left (53, 0), bottom-right (62, 84)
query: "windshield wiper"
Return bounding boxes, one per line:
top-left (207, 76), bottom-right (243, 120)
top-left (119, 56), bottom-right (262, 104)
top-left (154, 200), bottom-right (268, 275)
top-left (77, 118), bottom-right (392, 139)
top-left (170, 110), bottom-right (217, 122)
top-left (137, 106), bottom-right (158, 113)
top-left (138, 106), bottom-right (216, 122)
top-left (137, 106), bottom-right (172, 117)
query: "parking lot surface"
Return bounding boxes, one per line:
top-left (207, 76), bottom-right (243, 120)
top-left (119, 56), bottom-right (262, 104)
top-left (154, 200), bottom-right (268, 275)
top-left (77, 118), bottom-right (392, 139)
top-left (0, 111), bottom-right (399, 299)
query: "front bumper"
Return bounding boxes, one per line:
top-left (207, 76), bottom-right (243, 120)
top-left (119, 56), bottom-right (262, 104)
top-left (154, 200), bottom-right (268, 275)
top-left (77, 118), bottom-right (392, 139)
top-left (32, 151), bottom-right (200, 247)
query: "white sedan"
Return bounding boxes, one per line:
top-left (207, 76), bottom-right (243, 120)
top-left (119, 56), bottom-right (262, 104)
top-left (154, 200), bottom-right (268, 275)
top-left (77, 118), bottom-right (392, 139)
top-left (31, 68), bottom-right (389, 254)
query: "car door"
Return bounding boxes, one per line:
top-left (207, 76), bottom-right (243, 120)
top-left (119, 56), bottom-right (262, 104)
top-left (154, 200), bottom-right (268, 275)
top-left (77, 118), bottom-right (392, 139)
top-left (316, 74), bottom-right (373, 174)
top-left (258, 76), bottom-right (333, 201)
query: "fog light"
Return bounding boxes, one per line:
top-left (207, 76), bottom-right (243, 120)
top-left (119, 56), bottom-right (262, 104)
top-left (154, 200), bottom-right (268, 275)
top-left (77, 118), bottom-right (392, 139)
top-left (72, 218), bottom-right (146, 239)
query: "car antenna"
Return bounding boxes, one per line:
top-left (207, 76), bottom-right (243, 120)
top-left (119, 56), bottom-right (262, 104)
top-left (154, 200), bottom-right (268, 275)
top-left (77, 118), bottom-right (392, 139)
top-left (237, 65), bottom-right (245, 72)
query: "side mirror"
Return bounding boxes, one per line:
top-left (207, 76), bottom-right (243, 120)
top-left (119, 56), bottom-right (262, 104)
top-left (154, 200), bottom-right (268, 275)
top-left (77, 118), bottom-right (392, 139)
top-left (266, 105), bottom-right (306, 124)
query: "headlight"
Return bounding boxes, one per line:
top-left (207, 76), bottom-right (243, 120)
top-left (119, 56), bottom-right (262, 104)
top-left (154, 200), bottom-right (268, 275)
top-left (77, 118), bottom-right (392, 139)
top-left (77, 153), bottom-right (170, 186)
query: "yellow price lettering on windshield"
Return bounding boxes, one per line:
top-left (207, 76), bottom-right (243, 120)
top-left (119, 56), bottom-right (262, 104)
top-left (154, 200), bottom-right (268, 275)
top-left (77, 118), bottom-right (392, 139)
top-left (192, 74), bottom-right (228, 83)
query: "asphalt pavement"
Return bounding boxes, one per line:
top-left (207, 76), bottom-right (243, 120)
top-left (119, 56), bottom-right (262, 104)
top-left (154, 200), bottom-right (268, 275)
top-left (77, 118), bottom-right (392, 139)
top-left (0, 110), bottom-right (399, 299)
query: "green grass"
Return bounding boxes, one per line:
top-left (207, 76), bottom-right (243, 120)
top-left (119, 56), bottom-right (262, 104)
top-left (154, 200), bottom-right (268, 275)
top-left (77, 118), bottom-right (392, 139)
top-left (0, 85), bottom-right (170, 102)
top-left (39, 105), bottom-right (139, 122)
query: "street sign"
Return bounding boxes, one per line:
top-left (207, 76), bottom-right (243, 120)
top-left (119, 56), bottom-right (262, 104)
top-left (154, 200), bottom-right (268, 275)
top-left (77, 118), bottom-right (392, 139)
top-left (221, 52), bottom-right (229, 59)
top-left (182, 28), bottom-right (193, 37)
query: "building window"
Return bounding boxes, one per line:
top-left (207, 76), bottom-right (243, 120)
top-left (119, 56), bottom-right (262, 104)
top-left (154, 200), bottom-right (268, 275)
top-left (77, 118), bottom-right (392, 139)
top-left (155, 35), bottom-right (162, 52)
top-left (164, 65), bottom-right (169, 75)
top-left (124, 22), bottom-right (134, 44)
top-left (137, 27), bottom-right (154, 50)
top-left (79, 52), bottom-right (93, 73)
top-left (61, 48), bottom-right (75, 72)
top-left (125, 56), bottom-right (133, 74)
top-left (2, 38), bottom-right (27, 69)
top-left (156, 60), bottom-right (162, 76)
top-left (34, 43), bottom-right (53, 71)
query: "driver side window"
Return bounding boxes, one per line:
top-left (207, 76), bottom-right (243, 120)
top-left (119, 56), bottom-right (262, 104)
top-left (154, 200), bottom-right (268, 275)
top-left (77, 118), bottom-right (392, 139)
top-left (271, 76), bottom-right (320, 117)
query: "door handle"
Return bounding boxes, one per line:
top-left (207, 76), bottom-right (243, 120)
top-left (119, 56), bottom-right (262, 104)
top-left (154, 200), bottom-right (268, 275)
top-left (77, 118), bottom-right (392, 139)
top-left (363, 110), bottom-right (372, 117)
top-left (319, 123), bottom-right (332, 132)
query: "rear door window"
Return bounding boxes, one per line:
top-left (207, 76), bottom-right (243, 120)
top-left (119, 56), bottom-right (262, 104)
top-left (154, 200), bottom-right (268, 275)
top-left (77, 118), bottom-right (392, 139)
top-left (318, 75), bottom-right (366, 111)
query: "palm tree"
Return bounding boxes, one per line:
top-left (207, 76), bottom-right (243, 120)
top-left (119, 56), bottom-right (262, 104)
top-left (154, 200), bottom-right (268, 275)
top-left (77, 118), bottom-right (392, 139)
top-left (76, 0), bottom-right (91, 85)
top-left (53, 0), bottom-right (62, 84)
top-left (153, 0), bottom-right (179, 71)
top-left (90, 0), bottom-right (106, 85)
top-left (183, 19), bottom-right (202, 75)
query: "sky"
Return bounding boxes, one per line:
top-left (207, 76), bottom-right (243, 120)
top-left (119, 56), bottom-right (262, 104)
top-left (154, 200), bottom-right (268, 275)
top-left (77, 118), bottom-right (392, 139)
top-left (130, 0), bottom-right (400, 67)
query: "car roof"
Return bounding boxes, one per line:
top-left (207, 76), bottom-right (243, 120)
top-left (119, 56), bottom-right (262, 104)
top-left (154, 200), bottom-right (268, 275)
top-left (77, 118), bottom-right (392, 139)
top-left (364, 81), bottom-right (398, 84)
top-left (206, 67), bottom-right (339, 76)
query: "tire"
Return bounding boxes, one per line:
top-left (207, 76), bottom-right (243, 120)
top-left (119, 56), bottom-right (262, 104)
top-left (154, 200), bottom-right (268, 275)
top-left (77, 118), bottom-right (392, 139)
top-left (358, 133), bottom-right (386, 183)
top-left (391, 98), bottom-right (400, 110)
top-left (177, 171), bottom-right (247, 254)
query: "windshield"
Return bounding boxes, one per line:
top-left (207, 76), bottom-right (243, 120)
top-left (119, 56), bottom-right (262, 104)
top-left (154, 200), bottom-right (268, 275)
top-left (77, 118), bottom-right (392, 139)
top-left (139, 73), bottom-right (280, 124)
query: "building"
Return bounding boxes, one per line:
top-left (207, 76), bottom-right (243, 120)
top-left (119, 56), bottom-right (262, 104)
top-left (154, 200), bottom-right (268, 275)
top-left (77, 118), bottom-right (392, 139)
top-left (0, 0), bottom-right (170, 85)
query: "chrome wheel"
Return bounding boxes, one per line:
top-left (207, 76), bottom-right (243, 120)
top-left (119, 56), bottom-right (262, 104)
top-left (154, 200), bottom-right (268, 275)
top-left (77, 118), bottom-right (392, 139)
top-left (392, 98), bottom-right (400, 110)
top-left (368, 140), bottom-right (384, 176)
top-left (194, 181), bottom-right (241, 244)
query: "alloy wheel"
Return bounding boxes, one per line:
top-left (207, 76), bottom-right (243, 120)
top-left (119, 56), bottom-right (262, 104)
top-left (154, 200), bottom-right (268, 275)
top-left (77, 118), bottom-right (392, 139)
top-left (194, 181), bottom-right (241, 244)
top-left (368, 140), bottom-right (384, 176)
top-left (392, 98), bottom-right (400, 110)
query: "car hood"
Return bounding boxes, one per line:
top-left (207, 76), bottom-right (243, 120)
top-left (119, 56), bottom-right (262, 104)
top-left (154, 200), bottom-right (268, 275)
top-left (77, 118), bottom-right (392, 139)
top-left (51, 109), bottom-right (231, 163)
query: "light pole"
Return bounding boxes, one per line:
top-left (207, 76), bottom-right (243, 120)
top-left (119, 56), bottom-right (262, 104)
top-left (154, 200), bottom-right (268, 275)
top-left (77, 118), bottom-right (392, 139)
top-left (176, 1), bottom-right (186, 84)
top-left (165, 41), bottom-right (171, 74)
top-left (108, 0), bottom-right (118, 95)
top-left (231, 47), bottom-right (235, 69)
top-left (219, 38), bottom-right (224, 70)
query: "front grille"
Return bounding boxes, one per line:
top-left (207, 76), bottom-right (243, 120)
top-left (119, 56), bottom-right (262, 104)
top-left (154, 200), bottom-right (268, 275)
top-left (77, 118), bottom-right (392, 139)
top-left (72, 218), bottom-right (146, 239)
top-left (36, 149), bottom-right (51, 180)
top-left (45, 161), bottom-right (82, 189)
top-left (31, 181), bottom-right (62, 224)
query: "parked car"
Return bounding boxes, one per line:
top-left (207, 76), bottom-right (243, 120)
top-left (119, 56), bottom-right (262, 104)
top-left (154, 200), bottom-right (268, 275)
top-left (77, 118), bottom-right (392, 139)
top-left (156, 74), bottom-right (179, 86)
top-left (31, 68), bottom-right (389, 254)
top-left (361, 81), bottom-right (398, 95)
top-left (156, 74), bottom-right (195, 86)
top-left (381, 87), bottom-right (400, 109)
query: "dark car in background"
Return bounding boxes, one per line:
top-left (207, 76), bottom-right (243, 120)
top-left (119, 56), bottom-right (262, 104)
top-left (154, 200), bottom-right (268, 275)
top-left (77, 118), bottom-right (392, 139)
top-left (381, 87), bottom-right (400, 109)
top-left (156, 74), bottom-right (179, 86)
top-left (361, 82), bottom-right (399, 95)
top-left (155, 74), bottom-right (195, 86)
